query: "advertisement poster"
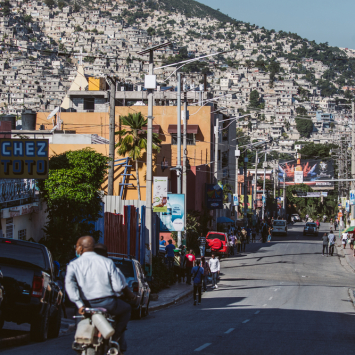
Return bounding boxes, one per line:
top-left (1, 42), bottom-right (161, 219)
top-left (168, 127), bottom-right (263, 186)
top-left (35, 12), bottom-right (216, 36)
top-left (346, 200), bottom-right (350, 212)
top-left (341, 197), bottom-right (347, 208)
top-left (239, 195), bottom-right (252, 212)
top-left (350, 190), bottom-right (355, 205)
top-left (153, 177), bottom-right (168, 212)
top-left (233, 194), bottom-right (239, 206)
top-left (278, 159), bottom-right (334, 190)
top-left (159, 194), bottom-right (185, 232)
top-left (206, 184), bottom-right (223, 209)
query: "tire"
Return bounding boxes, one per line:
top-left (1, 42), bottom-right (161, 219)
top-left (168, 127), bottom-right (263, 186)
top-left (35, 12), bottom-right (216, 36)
top-left (48, 306), bottom-right (62, 339)
top-left (133, 304), bottom-right (142, 320)
top-left (30, 307), bottom-right (50, 342)
top-left (142, 299), bottom-right (150, 317)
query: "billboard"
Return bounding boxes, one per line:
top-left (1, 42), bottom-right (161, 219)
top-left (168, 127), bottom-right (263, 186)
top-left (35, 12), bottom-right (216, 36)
top-left (0, 139), bottom-right (49, 179)
top-left (278, 159), bottom-right (334, 190)
top-left (159, 194), bottom-right (185, 232)
top-left (206, 184), bottom-right (223, 209)
top-left (153, 177), bottom-right (168, 212)
top-left (239, 195), bottom-right (252, 212)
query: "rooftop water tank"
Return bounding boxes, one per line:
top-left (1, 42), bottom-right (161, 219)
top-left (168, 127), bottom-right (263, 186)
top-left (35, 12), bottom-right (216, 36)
top-left (0, 114), bottom-right (16, 130)
top-left (21, 109), bottom-right (36, 130)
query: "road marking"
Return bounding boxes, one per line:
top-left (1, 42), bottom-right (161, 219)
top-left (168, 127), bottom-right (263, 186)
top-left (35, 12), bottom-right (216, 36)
top-left (195, 343), bottom-right (212, 352)
top-left (225, 328), bottom-right (235, 334)
top-left (262, 304), bottom-right (267, 307)
top-left (242, 319), bottom-right (250, 323)
top-left (254, 310), bottom-right (260, 314)
top-left (302, 275), bottom-right (306, 278)
top-left (268, 297), bottom-right (273, 300)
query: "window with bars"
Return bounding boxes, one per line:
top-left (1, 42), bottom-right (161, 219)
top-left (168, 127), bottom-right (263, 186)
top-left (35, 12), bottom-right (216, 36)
top-left (171, 133), bottom-right (196, 145)
top-left (18, 229), bottom-right (26, 240)
top-left (6, 218), bottom-right (13, 239)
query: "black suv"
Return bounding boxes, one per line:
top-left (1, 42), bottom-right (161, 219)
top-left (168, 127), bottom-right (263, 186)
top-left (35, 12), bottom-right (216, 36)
top-left (0, 238), bottom-right (63, 341)
top-left (109, 254), bottom-right (150, 319)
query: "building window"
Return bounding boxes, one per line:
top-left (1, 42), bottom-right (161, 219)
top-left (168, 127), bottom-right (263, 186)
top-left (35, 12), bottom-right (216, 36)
top-left (171, 133), bottom-right (196, 145)
top-left (6, 218), bottom-right (13, 239)
top-left (222, 151), bottom-right (229, 169)
top-left (18, 229), bottom-right (26, 240)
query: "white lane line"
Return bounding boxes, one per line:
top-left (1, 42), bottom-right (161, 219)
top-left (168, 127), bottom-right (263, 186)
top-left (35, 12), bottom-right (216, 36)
top-left (254, 310), bottom-right (260, 314)
top-left (195, 343), bottom-right (212, 352)
top-left (262, 304), bottom-right (267, 307)
top-left (242, 319), bottom-right (250, 323)
top-left (268, 297), bottom-right (273, 300)
top-left (225, 328), bottom-right (235, 334)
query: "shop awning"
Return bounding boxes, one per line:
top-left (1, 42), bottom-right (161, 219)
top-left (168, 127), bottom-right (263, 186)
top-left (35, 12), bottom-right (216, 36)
top-left (167, 125), bottom-right (199, 134)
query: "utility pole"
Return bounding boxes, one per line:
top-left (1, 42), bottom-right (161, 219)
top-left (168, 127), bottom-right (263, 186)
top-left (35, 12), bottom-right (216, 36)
top-left (283, 171), bottom-right (286, 218)
top-left (214, 117), bottom-right (219, 229)
top-left (177, 72), bottom-right (182, 245)
top-left (244, 151), bottom-right (248, 226)
top-left (235, 144), bottom-right (240, 219)
top-left (107, 77), bottom-right (116, 196)
top-left (262, 149), bottom-right (267, 221)
top-left (352, 102), bottom-right (355, 225)
top-left (183, 86), bottom-right (187, 242)
top-left (254, 150), bottom-right (258, 217)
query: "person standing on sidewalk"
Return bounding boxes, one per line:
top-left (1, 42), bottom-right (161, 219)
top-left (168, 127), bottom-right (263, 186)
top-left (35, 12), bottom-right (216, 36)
top-left (191, 260), bottom-right (204, 305)
top-left (198, 232), bottom-right (206, 257)
top-left (342, 231), bottom-right (348, 249)
top-left (322, 233), bottom-right (329, 256)
top-left (209, 253), bottom-right (220, 289)
top-left (316, 219), bottom-right (320, 230)
top-left (185, 250), bottom-right (196, 285)
top-left (334, 219), bottom-right (338, 231)
top-left (200, 257), bottom-right (210, 292)
top-left (165, 240), bottom-right (175, 270)
top-left (328, 230), bottom-right (336, 256)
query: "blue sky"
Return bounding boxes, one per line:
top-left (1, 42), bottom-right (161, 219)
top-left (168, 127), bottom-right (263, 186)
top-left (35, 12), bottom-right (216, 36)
top-left (198, 0), bottom-right (355, 49)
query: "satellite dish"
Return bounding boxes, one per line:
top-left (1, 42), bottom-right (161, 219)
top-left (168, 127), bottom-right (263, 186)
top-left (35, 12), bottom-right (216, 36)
top-left (46, 107), bottom-right (59, 120)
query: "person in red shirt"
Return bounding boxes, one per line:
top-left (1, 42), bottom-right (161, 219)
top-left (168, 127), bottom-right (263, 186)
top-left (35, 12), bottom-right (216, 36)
top-left (185, 250), bottom-right (196, 285)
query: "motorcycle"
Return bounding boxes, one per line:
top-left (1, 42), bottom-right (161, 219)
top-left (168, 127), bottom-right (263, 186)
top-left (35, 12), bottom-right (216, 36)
top-left (72, 307), bottom-right (120, 355)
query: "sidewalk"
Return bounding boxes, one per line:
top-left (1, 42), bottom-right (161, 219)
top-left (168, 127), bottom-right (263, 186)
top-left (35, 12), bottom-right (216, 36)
top-left (336, 240), bottom-right (355, 272)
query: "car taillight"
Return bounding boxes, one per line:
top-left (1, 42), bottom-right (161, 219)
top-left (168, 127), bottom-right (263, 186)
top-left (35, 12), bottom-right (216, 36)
top-left (132, 282), bottom-right (139, 293)
top-left (31, 275), bottom-right (43, 298)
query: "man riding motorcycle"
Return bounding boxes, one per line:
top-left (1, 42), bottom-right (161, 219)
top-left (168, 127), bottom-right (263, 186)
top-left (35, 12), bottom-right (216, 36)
top-left (65, 236), bottom-right (137, 353)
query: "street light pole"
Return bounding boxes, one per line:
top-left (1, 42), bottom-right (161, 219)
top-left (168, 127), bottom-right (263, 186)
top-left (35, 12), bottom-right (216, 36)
top-left (107, 77), bottom-right (116, 196)
top-left (254, 150), bottom-right (258, 217)
top-left (214, 117), bottom-right (219, 229)
top-left (235, 145), bottom-right (240, 219)
top-left (177, 72), bottom-right (182, 246)
top-left (262, 150), bottom-right (267, 221)
top-left (244, 151), bottom-right (248, 226)
top-left (183, 86), bottom-right (188, 242)
top-left (283, 171), bottom-right (286, 218)
top-left (351, 102), bottom-right (355, 225)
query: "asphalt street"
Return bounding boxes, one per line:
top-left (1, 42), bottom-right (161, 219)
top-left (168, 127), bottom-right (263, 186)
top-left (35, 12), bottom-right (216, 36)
top-left (2, 222), bottom-right (355, 355)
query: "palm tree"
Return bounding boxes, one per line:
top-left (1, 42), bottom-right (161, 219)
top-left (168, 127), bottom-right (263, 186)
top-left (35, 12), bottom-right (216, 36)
top-left (115, 112), bottom-right (161, 200)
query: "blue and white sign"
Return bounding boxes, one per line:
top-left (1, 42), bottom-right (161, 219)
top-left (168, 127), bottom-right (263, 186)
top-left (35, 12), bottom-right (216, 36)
top-left (233, 194), bottom-right (239, 206)
top-left (350, 190), bottom-right (355, 205)
top-left (262, 195), bottom-right (266, 204)
top-left (159, 194), bottom-right (185, 232)
top-left (346, 200), bottom-right (350, 212)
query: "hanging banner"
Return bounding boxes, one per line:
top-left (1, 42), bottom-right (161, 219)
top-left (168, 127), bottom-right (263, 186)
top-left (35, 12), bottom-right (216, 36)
top-left (233, 194), bottom-right (239, 206)
top-left (153, 176), bottom-right (168, 212)
top-left (346, 200), bottom-right (350, 212)
top-left (206, 184), bottom-right (223, 209)
top-left (0, 139), bottom-right (49, 179)
top-left (159, 193), bottom-right (185, 232)
top-left (239, 195), bottom-right (252, 212)
top-left (341, 197), bottom-right (347, 208)
top-left (350, 190), bottom-right (355, 205)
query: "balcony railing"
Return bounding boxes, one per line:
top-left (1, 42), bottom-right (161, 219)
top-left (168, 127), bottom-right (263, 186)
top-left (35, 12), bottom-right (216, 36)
top-left (0, 179), bottom-right (36, 204)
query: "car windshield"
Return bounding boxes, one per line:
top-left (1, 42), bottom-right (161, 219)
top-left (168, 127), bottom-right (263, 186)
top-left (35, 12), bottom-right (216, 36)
top-left (273, 221), bottom-right (286, 226)
top-left (207, 233), bottom-right (226, 241)
top-left (0, 242), bottom-right (47, 269)
top-left (306, 223), bottom-right (316, 228)
top-left (112, 259), bottom-right (135, 283)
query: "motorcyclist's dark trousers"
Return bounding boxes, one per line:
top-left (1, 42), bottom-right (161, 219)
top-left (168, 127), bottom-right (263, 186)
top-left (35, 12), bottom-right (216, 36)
top-left (86, 296), bottom-right (131, 352)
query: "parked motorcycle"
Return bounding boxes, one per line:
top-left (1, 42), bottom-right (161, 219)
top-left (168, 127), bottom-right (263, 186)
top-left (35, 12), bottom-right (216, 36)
top-left (72, 307), bottom-right (120, 355)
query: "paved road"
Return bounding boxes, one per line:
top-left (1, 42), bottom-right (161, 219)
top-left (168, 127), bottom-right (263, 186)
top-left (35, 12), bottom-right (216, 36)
top-left (2, 222), bottom-right (355, 355)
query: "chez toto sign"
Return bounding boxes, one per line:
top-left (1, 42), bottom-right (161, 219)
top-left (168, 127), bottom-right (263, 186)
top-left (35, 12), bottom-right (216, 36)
top-left (0, 139), bottom-right (49, 179)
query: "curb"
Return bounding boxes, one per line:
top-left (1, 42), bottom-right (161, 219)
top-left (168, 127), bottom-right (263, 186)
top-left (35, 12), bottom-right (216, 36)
top-left (336, 243), bottom-right (355, 273)
top-left (0, 333), bottom-right (30, 349)
top-left (149, 289), bottom-right (193, 312)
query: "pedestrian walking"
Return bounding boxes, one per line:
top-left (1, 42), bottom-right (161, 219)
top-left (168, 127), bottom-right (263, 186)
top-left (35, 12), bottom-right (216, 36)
top-left (198, 232), bottom-right (206, 257)
top-left (185, 250), bottom-right (196, 285)
top-left (229, 234), bottom-right (235, 255)
top-left (267, 226), bottom-right (272, 242)
top-left (316, 219), bottom-right (320, 230)
top-left (342, 231), bottom-right (348, 249)
top-left (251, 227), bottom-right (256, 243)
top-left (165, 240), bottom-right (175, 269)
top-left (328, 230), bottom-right (336, 256)
top-left (200, 257), bottom-right (210, 291)
top-left (236, 232), bottom-right (242, 253)
top-left (208, 253), bottom-right (220, 289)
top-left (191, 260), bottom-right (204, 305)
top-left (322, 233), bottom-right (329, 256)
top-left (241, 228), bottom-right (247, 252)
top-left (334, 219), bottom-right (338, 231)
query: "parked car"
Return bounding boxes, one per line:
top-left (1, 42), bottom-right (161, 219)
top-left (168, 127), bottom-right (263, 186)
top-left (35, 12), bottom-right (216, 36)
top-left (0, 238), bottom-right (63, 341)
top-left (303, 222), bottom-right (318, 236)
top-left (272, 220), bottom-right (288, 236)
top-left (205, 232), bottom-right (229, 257)
top-left (109, 254), bottom-right (150, 319)
top-left (291, 214), bottom-right (301, 222)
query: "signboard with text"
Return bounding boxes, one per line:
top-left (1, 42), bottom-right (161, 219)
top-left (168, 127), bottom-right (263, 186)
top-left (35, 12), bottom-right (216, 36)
top-left (153, 177), bottom-right (168, 212)
top-left (206, 184), bottom-right (223, 209)
top-left (159, 194), bottom-right (185, 232)
top-left (0, 139), bottom-right (49, 179)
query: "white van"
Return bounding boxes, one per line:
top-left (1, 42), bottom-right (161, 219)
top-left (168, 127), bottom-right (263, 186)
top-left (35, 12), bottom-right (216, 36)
top-left (272, 220), bottom-right (288, 236)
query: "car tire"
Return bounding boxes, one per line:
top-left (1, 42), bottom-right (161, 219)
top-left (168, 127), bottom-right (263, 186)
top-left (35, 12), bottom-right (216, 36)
top-left (48, 306), bottom-right (62, 339)
top-left (143, 299), bottom-right (150, 317)
top-left (133, 304), bottom-right (142, 320)
top-left (30, 306), bottom-right (50, 342)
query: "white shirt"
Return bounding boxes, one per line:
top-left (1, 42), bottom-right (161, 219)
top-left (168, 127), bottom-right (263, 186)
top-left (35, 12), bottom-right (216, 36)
top-left (209, 257), bottom-right (220, 273)
top-left (342, 232), bottom-right (348, 240)
top-left (65, 252), bottom-right (127, 308)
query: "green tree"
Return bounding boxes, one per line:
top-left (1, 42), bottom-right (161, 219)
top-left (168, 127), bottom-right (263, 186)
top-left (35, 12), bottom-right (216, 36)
top-left (74, 25), bottom-right (83, 32)
top-left (147, 27), bottom-right (155, 36)
top-left (298, 142), bottom-right (337, 159)
top-left (44, 0), bottom-right (55, 8)
top-left (37, 148), bottom-right (108, 263)
top-left (296, 106), bottom-right (307, 116)
top-left (295, 118), bottom-right (313, 138)
top-left (249, 90), bottom-right (260, 108)
top-left (115, 113), bottom-right (161, 200)
top-left (58, 0), bottom-right (65, 10)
